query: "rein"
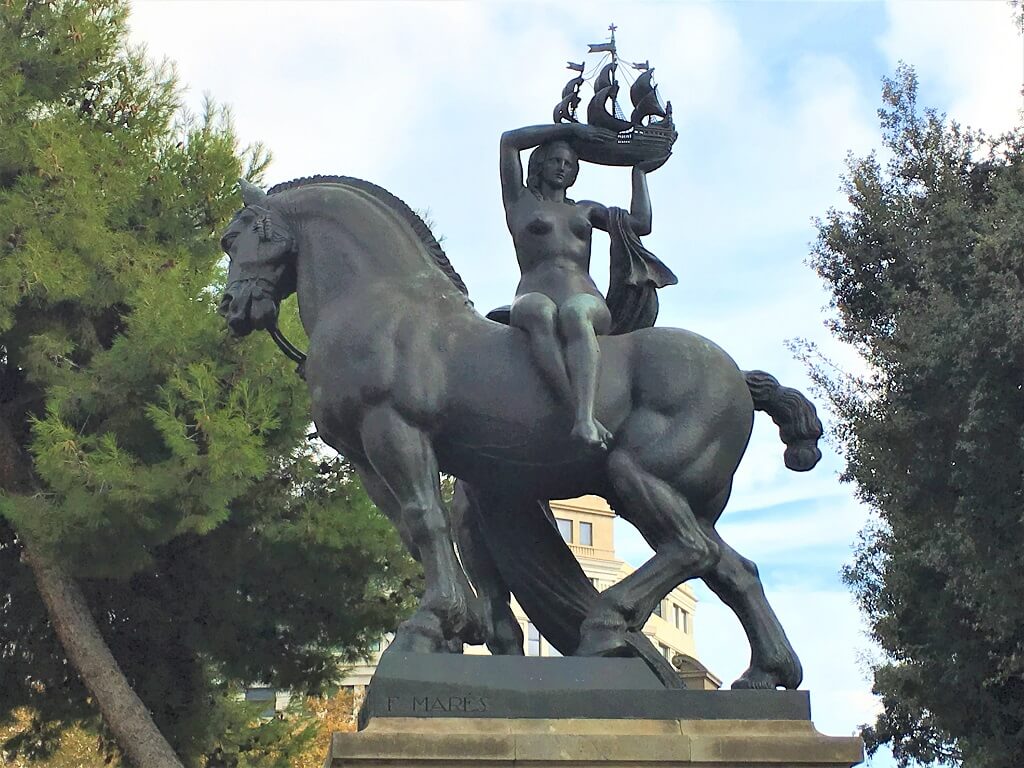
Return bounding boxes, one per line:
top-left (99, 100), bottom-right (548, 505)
top-left (268, 325), bottom-right (307, 379)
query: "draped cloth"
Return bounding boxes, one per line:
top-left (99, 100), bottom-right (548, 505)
top-left (457, 483), bottom-right (686, 688)
top-left (605, 207), bottom-right (678, 335)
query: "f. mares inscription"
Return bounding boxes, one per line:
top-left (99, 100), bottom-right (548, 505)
top-left (385, 695), bottom-right (490, 714)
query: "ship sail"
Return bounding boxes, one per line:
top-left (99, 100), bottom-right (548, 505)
top-left (562, 74), bottom-right (584, 99)
top-left (629, 70), bottom-right (667, 125)
top-left (553, 62), bottom-right (586, 124)
top-left (594, 62), bottom-right (617, 94)
top-left (588, 62), bottom-right (633, 133)
top-left (588, 85), bottom-right (634, 133)
top-left (553, 92), bottom-right (581, 123)
top-left (630, 91), bottom-right (666, 125)
top-left (554, 71), bottom-right (585, 123)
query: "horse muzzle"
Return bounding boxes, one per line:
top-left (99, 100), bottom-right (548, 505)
top-left (219, 278), bottom-right (279, 337)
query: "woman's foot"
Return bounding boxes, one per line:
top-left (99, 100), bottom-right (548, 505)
top-left (571, 417), bottom-right (612, 451)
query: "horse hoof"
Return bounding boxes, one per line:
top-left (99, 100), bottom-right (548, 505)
top-left (489, 627), bottom-right (526, 656)
top-left (389, 613), bottom-right (447, 653)
top-left (575, 620), bottom-right (632, 658)
top-left (422, 588), bottom-right (471, 640)
top-left (462, 598), bottom-right (490, 647)
top-left (730, 667), bottom-right (794, 690)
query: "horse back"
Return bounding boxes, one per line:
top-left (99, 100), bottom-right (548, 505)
top-left (436, 321), bottom-right (750, 499)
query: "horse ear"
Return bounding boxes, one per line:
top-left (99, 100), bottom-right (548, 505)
top-left (239, 178), bottom-right (267, 206)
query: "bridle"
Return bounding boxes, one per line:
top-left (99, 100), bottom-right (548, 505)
top-left (227, 199), bottom-right (309, 380)
top-left (267, 324), bottom-right (307, 379)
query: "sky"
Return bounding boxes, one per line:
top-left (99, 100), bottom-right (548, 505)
top-left (126, 2), bottom-right (1022, 765)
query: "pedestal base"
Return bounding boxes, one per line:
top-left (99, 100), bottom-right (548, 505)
top-left (325, 717), bottom-right (864, 767)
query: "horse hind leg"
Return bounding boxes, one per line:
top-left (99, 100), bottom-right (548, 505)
top-left (701, 524), bottom-right (803, 689)
top-left (576, 449), bottom-right (720, 657)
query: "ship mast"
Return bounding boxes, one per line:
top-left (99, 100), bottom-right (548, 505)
top-left (588, 23), bottom-right (631, 127)
top-left (587, 22), bottom-right (618, 63)
top-left (605, 25), bottom-right (630, 125)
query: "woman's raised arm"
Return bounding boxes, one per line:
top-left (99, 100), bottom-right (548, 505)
top-left (499, 124), bottom-right (593, 209)
top-left (628, 166), bottom-right (652, 236)
top-left (583, 166), bottom-right (652, 236)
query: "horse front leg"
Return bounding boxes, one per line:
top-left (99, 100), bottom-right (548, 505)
top-left (351, 460), bottom-right (422, 563)
top-left (360, 406), bottom-right (476, 652)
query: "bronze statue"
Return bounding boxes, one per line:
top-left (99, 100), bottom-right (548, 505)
top-left (218, 173), bottom-right (821, 690)
top-left (216, 31), bottom-right (825, 692)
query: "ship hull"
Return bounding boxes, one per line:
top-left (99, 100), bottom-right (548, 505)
top-left (574, 125), bottom-right (677, 167)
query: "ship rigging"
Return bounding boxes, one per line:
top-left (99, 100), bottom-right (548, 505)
top-left (552, 24), bottom-right (677, 167)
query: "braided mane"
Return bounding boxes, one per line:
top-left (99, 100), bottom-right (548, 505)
top-left (267, 175), bottom-right (469, 297)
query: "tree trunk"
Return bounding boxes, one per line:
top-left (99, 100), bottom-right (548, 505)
top-left (21, 544), bottom-right (187, 768)
top-left (2, 411), bottom-right (185, 768)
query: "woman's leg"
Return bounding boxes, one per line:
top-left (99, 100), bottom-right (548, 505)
top-left (510, 292), bottom-right (571, 404)
top-left (558, 294), bottom-right (613, 449)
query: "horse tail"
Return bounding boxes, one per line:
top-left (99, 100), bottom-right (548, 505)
top-left (744, 370), bottom-right (823, 472)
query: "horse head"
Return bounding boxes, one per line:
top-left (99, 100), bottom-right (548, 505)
top-left (218, 179), bottom-right (296, 336)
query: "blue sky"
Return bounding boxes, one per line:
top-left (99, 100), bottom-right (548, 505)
top-left (127, 2), bottom-right (1021, 764)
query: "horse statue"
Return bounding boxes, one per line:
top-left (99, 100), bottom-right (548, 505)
top-left (218, 175), bottom-right (822, 690)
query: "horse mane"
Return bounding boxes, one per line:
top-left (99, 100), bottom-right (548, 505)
top-left (266, 175), bottom-right (469, 297)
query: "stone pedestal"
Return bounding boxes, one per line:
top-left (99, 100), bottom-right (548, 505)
top-left (325, 653), bottom-right (864, 768)
top-left (327, 717), bottom-right (863, 767)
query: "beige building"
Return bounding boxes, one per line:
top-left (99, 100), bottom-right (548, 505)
top-left (339, 495), bottom-right (720, 691)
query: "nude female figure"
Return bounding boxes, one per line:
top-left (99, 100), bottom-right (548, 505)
top-left (500, 123), bottom-right (655, 450)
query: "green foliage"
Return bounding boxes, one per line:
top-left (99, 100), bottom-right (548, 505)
top-left (204, 695), bottom-right (319, 768)
top-left (805, 64), bottom-right (1024, 767)
top-left (0, 1), bottom-right (417, 764)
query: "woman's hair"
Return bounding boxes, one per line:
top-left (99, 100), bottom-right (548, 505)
top-left (526, 139), bottom-right (579, 199)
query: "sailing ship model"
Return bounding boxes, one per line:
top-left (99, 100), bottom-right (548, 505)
top-left (553, 25), bottom-right (677, 167)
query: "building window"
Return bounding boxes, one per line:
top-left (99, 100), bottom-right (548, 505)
top-left (653, 600), bottom-right (662, 618)
top-left (244, 687), bottom-right (277, 718)
top-left (527, 622), bottom-right (541, 656)
top-left (370, 637), bottom-right (382, 652)
top-left (658, 643), bottom-right (672, 659)
top-left (555, 517), bottom-right (573, 543)
top-left (674, 605), bottom-right (689, 633)
top-left (579, 521), bottom-right (593, 546)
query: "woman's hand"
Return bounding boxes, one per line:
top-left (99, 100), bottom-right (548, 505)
top-left (635, 154), bottom-right (670, 173)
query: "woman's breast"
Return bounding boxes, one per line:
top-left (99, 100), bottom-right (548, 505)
top-left (516, 207), bottom-right (591, 243)
top-left (568, 213), bottom-right (590, 240)
top-left (525, 215), bottom-right (555, 235)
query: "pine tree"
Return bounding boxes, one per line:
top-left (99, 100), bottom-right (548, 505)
top-left (0, 2), bottom-right (417, 765)
top-left (805, 65), bottom-right (1024, 767)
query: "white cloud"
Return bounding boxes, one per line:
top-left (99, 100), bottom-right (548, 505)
top-left (880, 1), bottom-right (1022, 136)
top-left (717, 492), bottom-right (866, 558)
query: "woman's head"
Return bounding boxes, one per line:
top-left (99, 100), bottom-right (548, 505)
top-left (527, 140), bottom-right (579, 196)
